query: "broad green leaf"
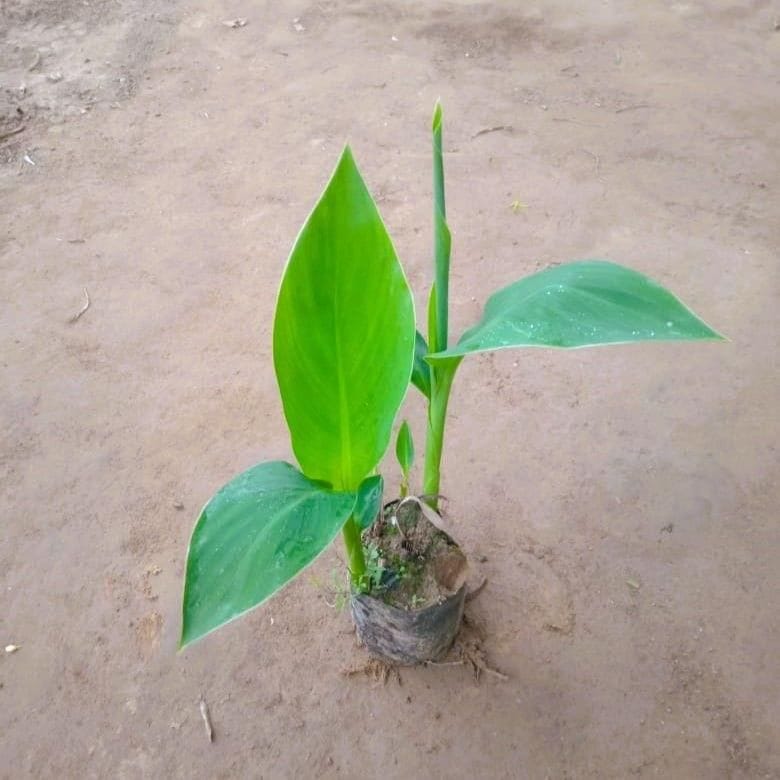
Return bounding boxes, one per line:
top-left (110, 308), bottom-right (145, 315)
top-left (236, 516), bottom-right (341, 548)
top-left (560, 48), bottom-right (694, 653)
top-left (411, 330), bottom-right (431, 397)
top-left (354, 474), bottom-right (383, 530)
top-left (428, 260), bottom-right (723, 362)
top-left (431, 102), bottom-right (451, 351)
top-left (181, 461), bottom-right (355, 648)
top-left (395, 420), bottom-right (415, 476)
top-left (273, 146), bottom-right (416, 491)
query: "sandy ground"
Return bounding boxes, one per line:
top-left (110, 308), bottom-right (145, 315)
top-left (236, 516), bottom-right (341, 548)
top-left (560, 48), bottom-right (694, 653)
top-left (1, 0), bottom-right (779, 777)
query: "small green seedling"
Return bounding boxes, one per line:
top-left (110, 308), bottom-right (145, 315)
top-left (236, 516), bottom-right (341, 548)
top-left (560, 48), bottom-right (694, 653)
top-left (180, 105), bottom-right (722, 648)
top-left (395, 421), bottom-right (414, 498)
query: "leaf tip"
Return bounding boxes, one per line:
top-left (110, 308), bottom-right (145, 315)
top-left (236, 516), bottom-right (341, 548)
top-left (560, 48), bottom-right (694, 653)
top-left (177, 625), bottom-right (192, 652)
top-left (179, 597), bottom-right (200, 650)
top-left (432, 101), bottom-right (443, 131)
top-left (339, 143), bottom-right (355, 167)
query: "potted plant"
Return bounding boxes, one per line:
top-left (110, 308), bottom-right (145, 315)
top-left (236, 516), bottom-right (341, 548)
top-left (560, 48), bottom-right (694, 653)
top-left (180, 105), bottom-right (722, 663)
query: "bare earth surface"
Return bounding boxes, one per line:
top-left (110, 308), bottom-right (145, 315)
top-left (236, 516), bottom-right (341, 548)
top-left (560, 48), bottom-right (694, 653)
top-left (1, 1), bottom-right (779, 777)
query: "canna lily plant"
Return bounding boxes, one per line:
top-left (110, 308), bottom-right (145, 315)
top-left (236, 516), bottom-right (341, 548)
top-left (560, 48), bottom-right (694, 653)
top-left (180, 105), bottom-right (722, 649)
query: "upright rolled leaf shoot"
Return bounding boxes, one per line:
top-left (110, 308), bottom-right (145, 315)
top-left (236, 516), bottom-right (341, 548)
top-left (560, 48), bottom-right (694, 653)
top-left (431, 102), bottom-right (451, 354)
top-left (395, 420), bottom-right (415, 497)
top-left (423, 105), bottom-right (457, 509)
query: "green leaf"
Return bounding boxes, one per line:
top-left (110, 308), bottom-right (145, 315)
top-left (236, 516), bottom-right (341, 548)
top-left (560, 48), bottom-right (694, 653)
top-left (427, 283), bottom-right (438, 353)
top-left (395, 420), bottom-right (415, 476)
top-left (428, 260), bottom-right (723, 362)
top-left (411, 330), bottom-right (431, 397)
top-left (431, 102), bottom-right (451, 351)
top-left (354, 474), bottom-right (383, 530)
top-left (181, 461), bottom-right (355, 648)
top-left (273, 146), bottom-right (416, 491)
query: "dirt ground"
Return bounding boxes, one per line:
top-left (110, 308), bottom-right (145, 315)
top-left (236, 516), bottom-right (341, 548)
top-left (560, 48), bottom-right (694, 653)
top-left (1, 0), bottom-right (778, 777)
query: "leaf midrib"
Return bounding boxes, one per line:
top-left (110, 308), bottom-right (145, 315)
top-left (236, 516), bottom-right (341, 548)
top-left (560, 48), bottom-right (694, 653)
top-left (333, 254), bottom-right (352, 490)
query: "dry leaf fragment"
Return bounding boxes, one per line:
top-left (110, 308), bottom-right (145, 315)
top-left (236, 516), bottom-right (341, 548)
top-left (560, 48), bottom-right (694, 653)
top-left (68, 287), bottom-right (91, 323)
top-left (199, 697), bottom-right (214, 742)
top-left (394, 495), bottom-right (453, 534)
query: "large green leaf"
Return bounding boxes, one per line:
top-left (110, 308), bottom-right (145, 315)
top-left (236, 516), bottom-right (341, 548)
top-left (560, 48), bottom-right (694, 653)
top-left (427, 260), bottom-right (723, 362)
top-left (273, 146), bottom-right (416, 491)
top-left (181, 461), bottom-right (355, 648)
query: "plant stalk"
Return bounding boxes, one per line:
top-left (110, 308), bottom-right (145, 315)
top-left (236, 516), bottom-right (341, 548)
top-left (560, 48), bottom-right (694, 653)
top-left (424, 105), bottom-right (459, 511)
top-left (341, 515), bottom-right (366, 585)
top-left (423, 362), bottom-right (459, 509)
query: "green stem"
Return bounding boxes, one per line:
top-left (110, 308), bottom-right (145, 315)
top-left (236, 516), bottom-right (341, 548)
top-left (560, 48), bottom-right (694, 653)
top-left (425, 105), bottom-right (458, 512)
top-left (341, 515), bottom-right (366, 586)
top-left (423, 361), bottom-right (459, 509)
